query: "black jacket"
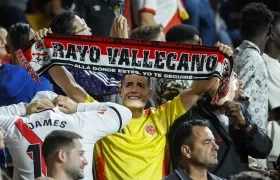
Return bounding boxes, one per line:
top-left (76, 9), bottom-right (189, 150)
top-left (171, 99), bottom-right (272, 179)
top-left (163, 165), bottom-right (225, 180)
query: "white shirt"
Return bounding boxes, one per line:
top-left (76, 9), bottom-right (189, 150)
top-left (263, 53), bottom-right (280, 110)
top-left (214, 113), bottom-right (229, 133)
top-left (132, 0), bottom-right (180, 30)
top-left (233, 40), bottom-right (268, 130)
top-left (0, 102), bottom-right (132, 180)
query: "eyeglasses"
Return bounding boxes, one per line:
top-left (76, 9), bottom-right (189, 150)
top-left (74, 28), bottom-right (87, 35)
top-left (74, 21), bottom-right (91, 35)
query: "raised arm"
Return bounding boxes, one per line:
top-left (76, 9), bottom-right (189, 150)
top-left (78, 103), bottom-right (132, 139)
top-left (180, 42), bottom-right (233, 112)
top-left (33, 28), bottom-right (88, 103)
top-left (133, 0), bottom-right (157, 26)
top-left (48, 66), bottom-right (88, 102)
top-left (0, 99), bottom-right (55, 116)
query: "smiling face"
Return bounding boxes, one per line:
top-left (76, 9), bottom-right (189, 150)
top-left (119, 74), bottom-right (152, 109)
top-left (72, 15), bottom-right (92, 36)
top-left (65, 139), bottom-right (88, 179)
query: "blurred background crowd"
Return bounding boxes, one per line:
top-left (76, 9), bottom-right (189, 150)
top-left (0, 0), bottom-right (280, 180)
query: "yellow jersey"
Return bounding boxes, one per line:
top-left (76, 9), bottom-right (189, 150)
top-left (94, 95), bottom-right (186, 180)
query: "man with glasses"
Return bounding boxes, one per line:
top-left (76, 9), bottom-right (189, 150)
top-left (35, 10), bottom-right (126, 103)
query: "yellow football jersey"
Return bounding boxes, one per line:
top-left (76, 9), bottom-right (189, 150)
top-left (94, 95), bottom-right (186, 180)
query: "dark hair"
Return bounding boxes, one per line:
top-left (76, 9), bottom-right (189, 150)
top-left (0, 25), bottom-right (6, 30)
top-left (272, 11), bottom-right (280, 26)
top-left (169, 119), bottom-right (209, 169)
top-left (8, 22), bottom-right (31, 50)
top-left (166, 24), bottom-right (199, 43)
top-left (42, 130), bottom-right (82, 165)
top-left (120, 74), bottom-right (151, 88)
top-left (50, 10), bottom-right (76, 35)
top-left (241, 3), bottom-right (273, 39)
top-left (230, 171), bottom-right (271, 180)
top-left (130, 25), bottom-right (163, 41)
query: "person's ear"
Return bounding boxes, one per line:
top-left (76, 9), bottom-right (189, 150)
top-left (57, 150), bottom-right (67, 163)
top-left (181, 145), bottom-right (192, 159)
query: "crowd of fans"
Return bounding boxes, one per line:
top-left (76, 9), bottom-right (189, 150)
top-left (0, 0), bottom-right (280, 180)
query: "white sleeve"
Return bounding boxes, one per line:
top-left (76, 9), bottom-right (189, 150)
top-left (134, 0), bottom-right (156, 13)
top-left (0, 116), bottom-right (18, 131)
top-left (77, 102), bottom-right (124, 112)
top-left (0, 103), bottom-right (26, 116)
top-left (75, 103), bottom-right (132, 141)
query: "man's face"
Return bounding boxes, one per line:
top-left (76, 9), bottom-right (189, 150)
top-left (186, 126), bottom-right (219, 167)
top-left (65, 139), bottom-right (88, 179)
top-left (0, 28), bottom-right (7, 50)
top-left (120, 74), bottom-right (152, 109)
top-left (73, 15), bottom-right (92, 36)
top-left (0, 128), bottom-right (5, 150)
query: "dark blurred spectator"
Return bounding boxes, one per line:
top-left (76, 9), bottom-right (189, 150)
top-left (0, 0), bottom-right (29, 30)
top-left (263, 11), bottom-right (280, 168)
top-left (73, 0), bottom-right (118, 36)
top-left (50, 0), bottom-right (75, 16)
top-left (182, 0), bottom-right (217, 46)
top-left (130, 25), bottom-right (165, 41)
top-left (164, 119), bottom-right (224, 180)
top-left (45, 10), bottom-right (123, 102)
top-left (233, 2), bottom-right (272, 132)
top-left (219, 0), bottom-right (243, 48)
top-left (170, 72), bottom-right (272, 179)
top-left (131, 0), bottom-right (188, 34)
top-left (25, 0), bottom-right (51, 31)
top-left (213, 2), bottom-right (234, 49)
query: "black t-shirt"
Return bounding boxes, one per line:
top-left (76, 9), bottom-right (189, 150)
top-left (74, 0), bottom-right (119, 36)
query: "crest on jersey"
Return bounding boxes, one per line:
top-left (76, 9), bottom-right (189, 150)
top-left (144, 124), bottom-right (157, 136)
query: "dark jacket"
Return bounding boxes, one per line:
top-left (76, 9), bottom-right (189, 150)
top-left (163, 165), bottom-right (225, 180)
top-left (172, 98), bottom-right (272, 179)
